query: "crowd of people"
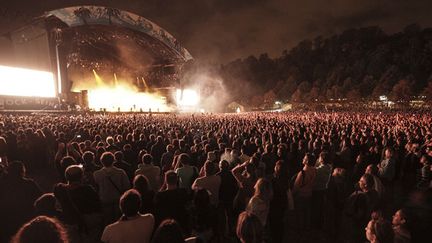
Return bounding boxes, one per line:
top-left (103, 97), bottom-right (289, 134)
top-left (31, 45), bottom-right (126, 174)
top-left (0, 111), bottom-right (431, 243)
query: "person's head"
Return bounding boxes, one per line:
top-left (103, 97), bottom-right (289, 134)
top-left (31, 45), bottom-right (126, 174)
top-left (119, 189), bottom-right (141, 218)
top-left (152, 219), bottom-right (185, 243)
top-left (274, 160), bottom-right (287, 178)
top-left (204, 161), bottom-right (218, 176)
top-left (254, 178), bottom-right (273, 201)
top-left (82, 151), bottom-right (95, 165)
top-left (365, 218), bottom-right (394, 243)
top-left (236, 211), bottom-right (263, 243)
top-left (392, 209), bottom-right (409, 228)
top-left (100, 152), bottom-right (115, 167)
top-left (34, 193), bottom-right (57, 216)
top-left (231, 149), bottom-right (239, 158)
top-left (318, 151), bottom-right (329, 165)
top-left (164, 170), bottom-right (178, 187)
top-left (359, 174), bottom-right (375, 192)
top-left (303, 153), bottom-right (316, 167)
top-left (106, 136), bottom-right (114, 145)
top-left (420, 155), bottom-right (431, 165)
top-left (219, 160), bottom-right (229, 171)
top-left (366, 164), bottom-right (379, 175)
top-left (123, 144), bottom-right (132, 151)
top-left (64, 165), bottom-right (83, 183)
top-left (133, 175), bottom-right (151, 193)
top-left (114, 151), bottom-right (124, 161)
top-left (12, 216), bottom-right (68, 243)
top-left (7, 161), bottom-right (26, 178)
top-left (60, 156), bottom-right (77, 170)
top-left (166, 144), bottom-right (174, 153)
top-left (207, 151), bottom-right (216, 162)
top-left (384, 148), bottom-right (393, 159)
top-left (178, 153), bottom-right (190, 166)
top-left (142, 154), bottom-right (153, 165)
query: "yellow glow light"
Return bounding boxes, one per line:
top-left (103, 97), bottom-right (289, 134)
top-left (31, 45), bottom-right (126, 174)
top-left (88, 85), bottom-right (170, 112)
top-left (0, 65), bottom-right (56, 97)
top-left (176, 89), bottom-right (200, 107)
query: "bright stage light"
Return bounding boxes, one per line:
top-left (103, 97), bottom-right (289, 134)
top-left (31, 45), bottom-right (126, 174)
top-left (176, 89), bottom-right (200, 107)
top-left (0, 65), bottom-right (56, 97)
top-left (87, 84), bottom-right (170, 112)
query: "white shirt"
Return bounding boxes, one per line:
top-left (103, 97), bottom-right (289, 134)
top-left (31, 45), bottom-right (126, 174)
top-left (192, 175), bottom-right (221, 205)
top-left (135, 164), bottom-right (161, 191)
top-left (101, 214), bottom-right (154, 243)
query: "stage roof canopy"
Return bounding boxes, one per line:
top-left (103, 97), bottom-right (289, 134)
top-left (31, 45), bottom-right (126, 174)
top-left (45, 6), bottom-right (193, 67)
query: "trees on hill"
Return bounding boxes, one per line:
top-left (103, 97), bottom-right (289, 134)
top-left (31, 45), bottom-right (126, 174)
top-left (218, 25), bottom-right (432, 106)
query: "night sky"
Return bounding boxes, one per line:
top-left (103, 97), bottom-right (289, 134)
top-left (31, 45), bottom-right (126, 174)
top-left (1, 0), bottom-right (432, 63)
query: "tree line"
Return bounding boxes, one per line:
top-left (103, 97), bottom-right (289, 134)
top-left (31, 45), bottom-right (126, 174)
top-left (215, 24), bottom-right (432, 107)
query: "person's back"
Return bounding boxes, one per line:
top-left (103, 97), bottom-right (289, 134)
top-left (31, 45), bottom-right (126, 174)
top-left (135, 154), bottom-right (161, 191)
top-left (150, 137), bottom-right (165, 166)
top-left (54, 165), bottom-right (101, 224)
top-left (155, 188), bottom-right (189, 223)
top-left (217, 163), bottom-right (239, 204)
top-left (0, 162), bottom-right (42, 241)
top-left (94, 166), bottom-right (130, 203)
top-left (176, 165), bottom-right (197, 191)
top-left (192, 162), bottom-right (221, 206)
top-left (154, 171), bottom-right (190, 233)
top-left (192, 174), bottom-right (221, 206)
top-left (160, 145), bottom-right (174, 172)
top-left (94, 152), bottom-right (131, 225)
top-left (293, 163), bottom-right (317, 197)
top-left (102, 214), bottom-right (154, 243)
top-left (102, 189), bottom-right (154, 243)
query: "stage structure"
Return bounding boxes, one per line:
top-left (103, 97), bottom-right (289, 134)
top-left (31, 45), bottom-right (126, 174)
top-left (0, 5), bottom-right (195, 112)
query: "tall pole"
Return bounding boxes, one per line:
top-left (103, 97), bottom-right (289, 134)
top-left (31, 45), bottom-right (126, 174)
top-left (54, 28), bottom-right (63, 97)
top-left (55, 43), bottom-right (62, 95)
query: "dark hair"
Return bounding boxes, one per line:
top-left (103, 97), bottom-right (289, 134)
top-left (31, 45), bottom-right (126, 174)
top-left (219, 160), bottom-right (229, 171)
top-left (164, 170), bottom-right (178, 186)
top-left (100, 152), bottom-right (115, 167)
top-left (133, 175), bottom-right (151, 193)
top-left (236, 211), bottom-right (263, 243)
top-left (303, 153), bottom-right (316, 166)
top-left (319, 151), bottom-right (329, 165)
top-left (60, 156), bottom-right (76, 169)
top-left (64, 165), bottom-right (83, 183)
top-left (178, 153), bottom-right (190, 165)
top-left (120, 189), bottom-right (142, 218)
top-left (34, 193), bottom-right (57, 216)
top-left (114, 151), bottom-right (124, 161)
top-left (152, 219), bottom-right (185, 243)
top-left (204, 161), bottom-right (217, 176)
top-left (82, 151), bottom-right (95, 164)
top-left (12, 216), bottom-right (68, 243)
top-left (274, 160), bottom-right (287, 178)
top-left (370, 218), bottom-right (394, 243)
top-left (142, 154), bottom-right (153, 165)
